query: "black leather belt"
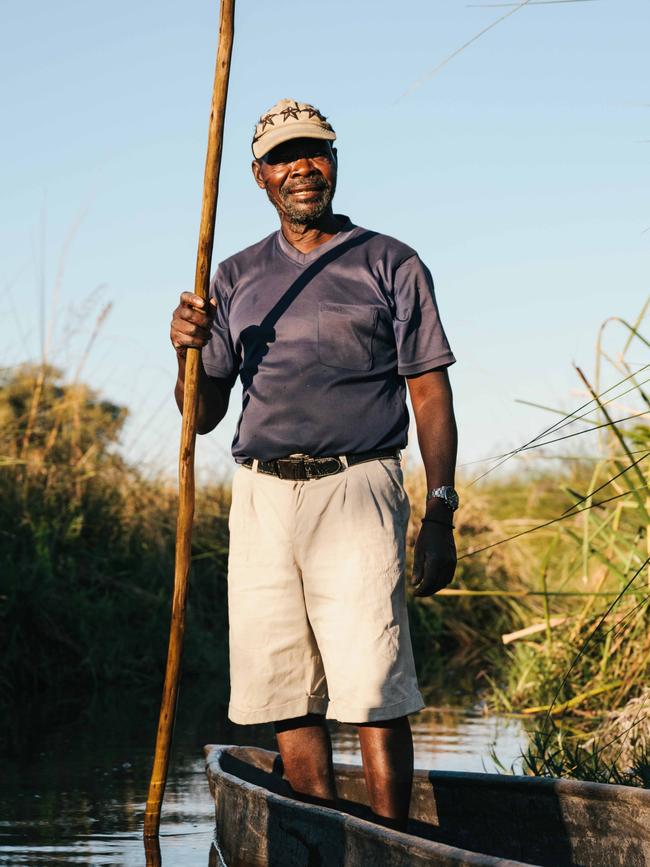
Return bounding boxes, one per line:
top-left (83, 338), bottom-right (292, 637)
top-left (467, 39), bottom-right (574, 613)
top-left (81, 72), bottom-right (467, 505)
top-left (241, 448), bottom-right (400, 481)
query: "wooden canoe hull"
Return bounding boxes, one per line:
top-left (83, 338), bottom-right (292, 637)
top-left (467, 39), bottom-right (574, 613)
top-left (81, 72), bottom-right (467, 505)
top-left (204, 745), bottom-right (650, 867)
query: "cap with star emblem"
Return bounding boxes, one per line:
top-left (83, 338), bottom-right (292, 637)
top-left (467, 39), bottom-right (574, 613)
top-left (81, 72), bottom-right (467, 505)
top-left (252, 98), bottom-right (336, 160)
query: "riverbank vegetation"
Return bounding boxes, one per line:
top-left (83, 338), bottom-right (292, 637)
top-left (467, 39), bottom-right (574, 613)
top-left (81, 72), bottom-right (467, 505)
top-left (407, 300), bottom-right (649, 783)
top-left (0, 363), bottom-right (231, 707)
top-left (2, 303), bottom-right (648, 784)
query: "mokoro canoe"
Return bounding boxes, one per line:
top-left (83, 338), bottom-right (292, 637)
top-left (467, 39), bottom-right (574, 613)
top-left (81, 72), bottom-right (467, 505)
top-left (204, 744), bottom-right (650, 867)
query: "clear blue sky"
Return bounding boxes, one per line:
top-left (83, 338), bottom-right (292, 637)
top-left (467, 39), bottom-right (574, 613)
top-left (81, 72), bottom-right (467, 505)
top-left (1, 0), bottom-right (647, 479)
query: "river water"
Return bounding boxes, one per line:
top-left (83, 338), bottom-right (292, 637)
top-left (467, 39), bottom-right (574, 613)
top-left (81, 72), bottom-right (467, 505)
top-left (1, 676), bottom-right (527, 866)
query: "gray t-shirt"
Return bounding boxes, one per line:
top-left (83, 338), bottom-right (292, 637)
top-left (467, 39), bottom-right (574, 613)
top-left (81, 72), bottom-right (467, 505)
top-left (202, 217), bottom-right (456, 461)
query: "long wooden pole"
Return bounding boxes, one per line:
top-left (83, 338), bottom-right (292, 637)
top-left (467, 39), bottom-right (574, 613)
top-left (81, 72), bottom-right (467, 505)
top-left (143, 0), bottom-right (235, 839)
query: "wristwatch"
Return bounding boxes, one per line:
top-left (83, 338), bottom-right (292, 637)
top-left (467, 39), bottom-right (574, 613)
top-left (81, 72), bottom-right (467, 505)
top-left (426, 485), bottom-right (459, 511)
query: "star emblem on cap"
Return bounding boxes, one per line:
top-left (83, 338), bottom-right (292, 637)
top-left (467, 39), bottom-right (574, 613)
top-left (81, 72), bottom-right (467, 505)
top-left (280, 105), bottom-right (301, 121)
top-left (259, 113), bottom-right (276, 131)
top-left (304, 107), bottom-right (325, 121)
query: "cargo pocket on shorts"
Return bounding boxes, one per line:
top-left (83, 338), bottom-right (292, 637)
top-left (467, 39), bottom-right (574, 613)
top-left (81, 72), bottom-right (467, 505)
top-left (374, 459), bottom-right (411, 530)
top-left (380, 623), bottom-right (401, 662)
top-left (318, 302), bottom-right (379, 371)
top-left (227, 467), bottom-right (254, 562)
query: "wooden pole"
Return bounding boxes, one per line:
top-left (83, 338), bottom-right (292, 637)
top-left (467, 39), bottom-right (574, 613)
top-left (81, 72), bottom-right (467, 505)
top-left (143, 0), bottom-right (235, 840)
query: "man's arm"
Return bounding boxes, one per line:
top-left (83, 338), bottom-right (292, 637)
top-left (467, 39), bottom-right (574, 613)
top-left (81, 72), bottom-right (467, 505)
top-left (174, 353), bottom-right (230, 434)
top-left (406, 367), bottom-right (458, 596)
top-left (171, 291), bottom-right (231, 434)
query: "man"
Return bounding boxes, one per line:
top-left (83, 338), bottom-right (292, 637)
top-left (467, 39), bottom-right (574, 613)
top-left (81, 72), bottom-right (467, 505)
top-left (170, 99), bottom-right (458, 830)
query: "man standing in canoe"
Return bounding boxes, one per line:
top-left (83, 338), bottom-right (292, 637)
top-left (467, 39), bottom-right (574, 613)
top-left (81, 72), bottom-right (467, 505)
top-left (170, 99), bottom-right (458, 830)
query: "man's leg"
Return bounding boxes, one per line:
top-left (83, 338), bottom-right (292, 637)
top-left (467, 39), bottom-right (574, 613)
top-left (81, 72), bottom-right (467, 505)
top-left (274, 713), bottom-right (338, 807)
top-left (292, 459), bottom-right (422, 828)
top-left (357, 716), bottom-right (414, 830)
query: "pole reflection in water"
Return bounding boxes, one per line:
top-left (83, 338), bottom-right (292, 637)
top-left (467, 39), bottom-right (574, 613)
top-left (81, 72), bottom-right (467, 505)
top-left (144, 836), bottom-right (161, 867)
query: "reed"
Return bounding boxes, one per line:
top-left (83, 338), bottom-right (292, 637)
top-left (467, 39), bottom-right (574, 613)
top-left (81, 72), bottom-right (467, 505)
top-left (2, 300), bottom-right (648, 786)
top-left (407, 300), bottom-right (649, 783)
top-left (0, 363), bottom-right (230, 710)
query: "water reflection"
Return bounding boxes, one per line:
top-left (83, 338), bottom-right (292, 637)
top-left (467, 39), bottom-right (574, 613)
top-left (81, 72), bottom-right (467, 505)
top-left (1, 677), bottom-right (527, 866)
top-left (334, 706), bottom-right (525, 774)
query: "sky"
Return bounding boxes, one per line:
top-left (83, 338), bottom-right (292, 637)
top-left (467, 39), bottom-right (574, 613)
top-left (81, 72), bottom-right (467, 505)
top-left (1, 0), bottom-right (648, 481)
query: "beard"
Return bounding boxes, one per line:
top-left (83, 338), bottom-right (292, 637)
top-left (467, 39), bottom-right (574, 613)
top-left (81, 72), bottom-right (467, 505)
top-left (269, 173), bottom-right (336, 225)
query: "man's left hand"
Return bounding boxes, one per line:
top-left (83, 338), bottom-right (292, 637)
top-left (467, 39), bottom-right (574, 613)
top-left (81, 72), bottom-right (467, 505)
top-left (411, 514), bottom-right (457, 597)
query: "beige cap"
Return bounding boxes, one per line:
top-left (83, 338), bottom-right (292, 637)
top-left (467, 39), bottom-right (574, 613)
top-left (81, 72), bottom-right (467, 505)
top-left (252, 98), bottom-right (336, 160)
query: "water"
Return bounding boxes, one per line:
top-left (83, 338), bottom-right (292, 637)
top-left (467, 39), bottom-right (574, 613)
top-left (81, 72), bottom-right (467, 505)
top-left (0, 677), bottom-right (527, 866)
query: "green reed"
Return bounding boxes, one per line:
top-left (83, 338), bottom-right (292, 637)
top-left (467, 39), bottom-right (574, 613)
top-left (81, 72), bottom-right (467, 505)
top-left (2, 302), bottom-right (648, 787)
top-left (0, 363), bottom-right (230, 710)
top-left (406, 301), bottom-right (649, 783)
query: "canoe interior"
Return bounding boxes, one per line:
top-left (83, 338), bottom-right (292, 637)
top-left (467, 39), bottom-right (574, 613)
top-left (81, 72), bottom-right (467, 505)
top-left (206, 745), bottom-right (650, 867)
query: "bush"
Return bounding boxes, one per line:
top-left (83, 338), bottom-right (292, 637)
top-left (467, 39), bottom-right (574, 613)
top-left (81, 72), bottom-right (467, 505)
top-left (0, 364), bottom-right (229, 707)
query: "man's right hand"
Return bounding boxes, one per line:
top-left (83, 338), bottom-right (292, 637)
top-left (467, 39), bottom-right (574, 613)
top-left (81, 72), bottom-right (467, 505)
top-left (171, 291), bottom-right (230, 433)
top-left (170, 291), bottom-right (217, 356)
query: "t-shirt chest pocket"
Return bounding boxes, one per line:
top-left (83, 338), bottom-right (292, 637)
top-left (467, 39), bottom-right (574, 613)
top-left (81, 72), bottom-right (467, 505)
top-left (317, 302), bottom-right (379, 371)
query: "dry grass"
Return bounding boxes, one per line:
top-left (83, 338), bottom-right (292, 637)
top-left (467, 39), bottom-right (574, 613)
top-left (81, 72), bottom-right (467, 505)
top-left (0, 363), bottom-right (230, 707)
top-left (3, 298), bottom-right (648, 785)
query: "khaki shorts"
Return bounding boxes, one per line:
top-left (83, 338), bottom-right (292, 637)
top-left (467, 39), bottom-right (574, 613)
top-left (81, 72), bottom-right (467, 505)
top-left (226, 456), bottom-right (424, 725)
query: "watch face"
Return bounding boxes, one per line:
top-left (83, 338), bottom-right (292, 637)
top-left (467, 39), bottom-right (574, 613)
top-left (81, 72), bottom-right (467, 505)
top-left (427, 487), bottom-right (460, 510)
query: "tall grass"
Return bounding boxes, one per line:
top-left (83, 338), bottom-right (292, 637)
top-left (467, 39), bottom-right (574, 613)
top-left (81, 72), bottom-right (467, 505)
top-left (2, 301), bottom-right (648, 787)
top-left (405, 469), bottom-right (525, 674)
top-left (0, 363), bottom-right (230, 710)
top-left (431, 301), bottom-right (649, 783)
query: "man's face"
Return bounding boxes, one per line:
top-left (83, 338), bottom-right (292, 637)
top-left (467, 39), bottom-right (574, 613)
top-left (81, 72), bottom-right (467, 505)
top-left (252, 138), bottom-right (337, 225)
